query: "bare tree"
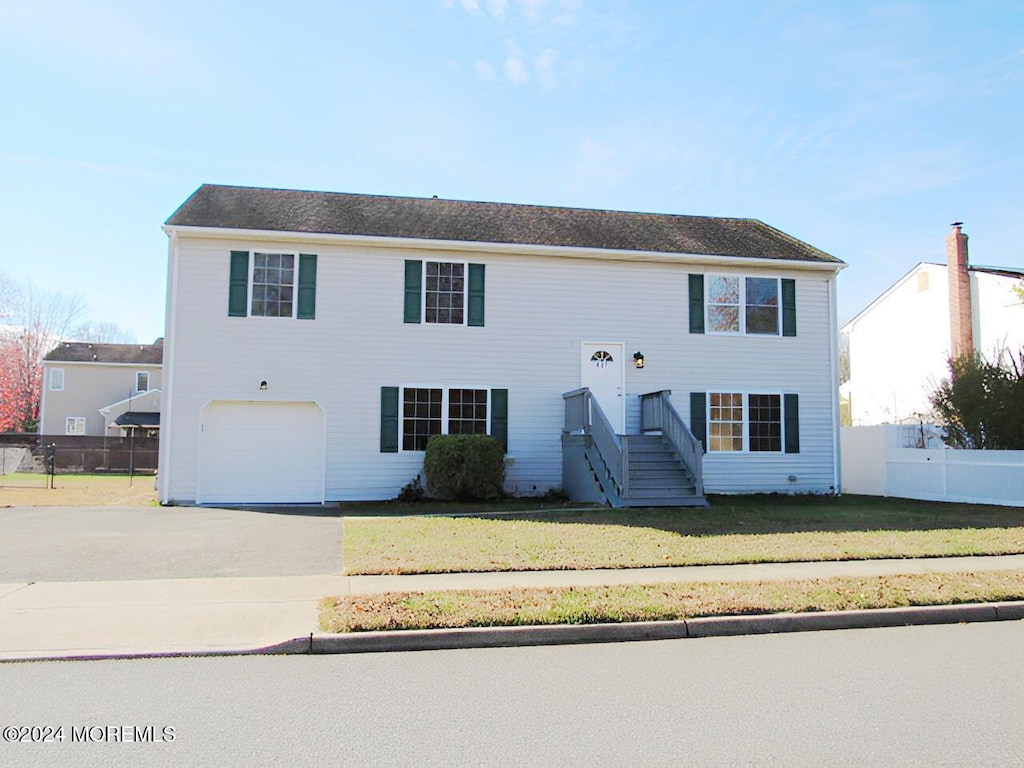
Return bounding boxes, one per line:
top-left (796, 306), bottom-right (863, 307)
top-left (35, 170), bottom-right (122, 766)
top-left (0, 274), bottom-right (86, 432)
top-left (73, 321), bottom-right (137, 344)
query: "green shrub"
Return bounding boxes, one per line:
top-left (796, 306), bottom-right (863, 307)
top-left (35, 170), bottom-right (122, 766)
top-left (423, 434), bottom-right (505, 501)
top-left (396, 474), bottom-right (425, 503)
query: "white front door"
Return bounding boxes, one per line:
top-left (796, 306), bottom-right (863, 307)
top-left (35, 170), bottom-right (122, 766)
top-left (581, 341), bottom-right (625, 434)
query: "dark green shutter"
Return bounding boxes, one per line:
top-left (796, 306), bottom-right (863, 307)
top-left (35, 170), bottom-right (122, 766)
top-left (380, 387), bottom-right (399, 453)
top-left (490, 388), bottom-right (508, 452)
top-left (468, 263), bottom-right (485, 327)
top-left (782, 279), bottom-right (796, 337)
top-left (228, 251), bottom-right (249, 317)
top-left (690, 392), bottom-right (707, 452)
top-left (297, 254), bottom-right (317, 319)
top-left (404, 260), bottom-right (422, 323)
top-left (784, 393), bottom-right (800, 454)
top-left (688, 274), bottom-right (705, 334)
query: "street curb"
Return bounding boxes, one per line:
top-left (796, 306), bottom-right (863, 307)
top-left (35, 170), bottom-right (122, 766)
top-left (281, 600), bottom-right (1024, 655)
top-left (4, 601), bottom-right (1023, 663)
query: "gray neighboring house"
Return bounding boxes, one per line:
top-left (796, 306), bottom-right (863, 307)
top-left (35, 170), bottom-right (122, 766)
top-left (39, 342), bottom-right (164, 437)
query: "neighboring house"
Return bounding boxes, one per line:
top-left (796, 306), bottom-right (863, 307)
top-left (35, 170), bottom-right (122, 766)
top-left (841, 225), bottom-right (1024, 426)
top-left (40, 342), bottom-right (164, 437)
top-left (159, 184), bottom-right (845, 506)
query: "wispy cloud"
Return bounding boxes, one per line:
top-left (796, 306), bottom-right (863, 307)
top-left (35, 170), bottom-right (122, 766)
top-left (534, 49), bottom-right (558, 90)
top-left (504, 54), bottom-right (529, 85)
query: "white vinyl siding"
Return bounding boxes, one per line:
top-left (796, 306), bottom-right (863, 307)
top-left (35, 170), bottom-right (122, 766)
top-left (160, 239), bottom-right (838, 502)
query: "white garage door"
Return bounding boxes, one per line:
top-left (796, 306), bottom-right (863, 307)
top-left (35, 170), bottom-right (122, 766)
top-left (198, 401), bottom-right (325, 504)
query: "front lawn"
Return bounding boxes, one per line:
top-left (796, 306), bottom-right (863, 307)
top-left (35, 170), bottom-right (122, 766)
top-left (320, 570), bottom-right (1024, 632)
top-left (342, 495), bottom-right (1024, 575)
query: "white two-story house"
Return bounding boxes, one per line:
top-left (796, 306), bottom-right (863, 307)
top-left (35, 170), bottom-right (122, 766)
top-left (159, 184), bottom-right (845, 506)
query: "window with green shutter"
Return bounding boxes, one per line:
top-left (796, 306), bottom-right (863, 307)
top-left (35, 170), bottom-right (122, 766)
top-left (404, 260), bottom-right (486, 326)
top-left (690, 392), bottom-right (707, 452)
top-left (688, 274), bottom-right (705, 334)
top-left (380, 387), bottom-right (400, 453)
top-left (384, 386), bottom-right (508, 452)
top-left (490, 388), bottom-right (508, 452)
top-left (297, 254), bottom-right (317, 320)
top-left (229, 250), bottom-right (316, 319)
top-left (782, 279), bottom-right (796, 337)
top-left (784, 393), bottom-right (800, 453)
top-left (692, 274), bottom-right (795, 336)
top-left (228, 251), bottom-right (249, 317)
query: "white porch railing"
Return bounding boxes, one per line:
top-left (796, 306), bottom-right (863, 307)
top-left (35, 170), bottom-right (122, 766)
top-left (639, 390), bottom-right (704, 498)
top-left (563, 388), bottom-right (627, 498)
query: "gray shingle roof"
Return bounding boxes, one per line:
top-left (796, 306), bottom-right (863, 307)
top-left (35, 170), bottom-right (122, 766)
top-left (44, 342), bottom-right (163, 365)
top-left (166, 184), bottom-right (842, 265)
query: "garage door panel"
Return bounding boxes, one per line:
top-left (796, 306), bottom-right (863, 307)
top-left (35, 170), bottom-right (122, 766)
top-left (199, 401), bottom-right (324, 504)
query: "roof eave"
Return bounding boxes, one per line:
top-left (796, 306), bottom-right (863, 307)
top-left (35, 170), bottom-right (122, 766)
top-left (162, 224), bottom-right (846, 272)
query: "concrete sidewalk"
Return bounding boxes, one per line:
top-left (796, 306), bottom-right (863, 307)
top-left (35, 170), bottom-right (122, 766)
top-left (3, 554), bottom-right (1024, 661)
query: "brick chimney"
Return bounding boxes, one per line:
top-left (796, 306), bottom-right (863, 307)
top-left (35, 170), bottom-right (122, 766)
top-left (946, 223), bottom-right (973, 357)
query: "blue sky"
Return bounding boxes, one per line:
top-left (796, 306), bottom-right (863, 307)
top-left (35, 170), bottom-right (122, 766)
top-left (1, 0), bottom-right (1021, 343)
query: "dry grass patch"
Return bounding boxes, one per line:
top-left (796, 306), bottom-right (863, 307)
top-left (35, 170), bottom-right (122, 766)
top-left (321, 570), bottom-right (1024, 632)
top-left (343, 511), bottom-right (1024, 575)
top-left (0, 473), bottom-right (157, 506)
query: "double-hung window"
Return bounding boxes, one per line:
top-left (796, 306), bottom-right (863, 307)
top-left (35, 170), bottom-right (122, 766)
top-left (404, 260), bottom-right (485, 326)
top-left (228, 250), bottom-right (317, 319)
top-left (135, 371), bottom-right (150, 393)
top-left (50, 368), bottom-right (65, 391)
top-left (252, 252), bottom-right (295, 317)
top-left (400, 387), bottom-right (489, 450)
top-left (708, 392), bottom-right (783, 452)
top-left (380, 386), bottom-right (508, 452)
top-left (707, 276), bottom-right (779, 334)
top-left (689, 274), bottom-right (796, 336)
top-left (691, 391), bottom-right (799, 454)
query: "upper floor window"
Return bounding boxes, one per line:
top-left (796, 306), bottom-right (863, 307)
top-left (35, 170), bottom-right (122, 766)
top-left (404, 260), bottom-right (485, 326)
top-left (425, 262), bottom-right (465, 324)
top-left (252, 253), bottom-right (295, 317)
top-left (689, 274), bottom-right (796, 337)
top-left (707, 276), bottom-right (779, 335)
top-left (228, 250), bottom-right (317, 320)
top-left (135, 371), bottom-right (150, 393)
top-left (50, 368), bottom-right (65, 391)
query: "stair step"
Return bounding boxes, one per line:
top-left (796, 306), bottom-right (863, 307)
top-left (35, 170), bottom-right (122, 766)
top-left (621, 497), bottom-right (708, 507)
top-left (628, 484), bottom-right (697, 496)
top-left (630, 468), bottom-right (691, 479)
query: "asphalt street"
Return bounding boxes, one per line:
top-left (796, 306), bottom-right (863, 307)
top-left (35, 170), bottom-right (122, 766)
top-left (0, 505), bottom-right (344, 581)
top-left (3, 621), bottom-right (1024, 767)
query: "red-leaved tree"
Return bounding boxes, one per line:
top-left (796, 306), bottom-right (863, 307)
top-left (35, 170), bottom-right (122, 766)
top-left (0, 275), bottom-right (85, 432)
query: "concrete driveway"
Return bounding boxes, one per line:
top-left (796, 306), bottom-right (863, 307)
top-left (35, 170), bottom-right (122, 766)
top-left (0, 505), bottom-right (344, 582)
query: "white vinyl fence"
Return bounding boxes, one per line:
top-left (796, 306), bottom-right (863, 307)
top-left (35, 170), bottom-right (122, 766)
top-left (841, 425), bottom-right (1024, 507)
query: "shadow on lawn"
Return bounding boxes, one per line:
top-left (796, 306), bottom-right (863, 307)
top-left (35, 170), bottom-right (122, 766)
top-left (343, 494), bottom-right (1024, 536)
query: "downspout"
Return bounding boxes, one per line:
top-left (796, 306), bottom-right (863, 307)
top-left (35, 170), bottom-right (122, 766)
top-left (828, 273), bottom-right (842, 495)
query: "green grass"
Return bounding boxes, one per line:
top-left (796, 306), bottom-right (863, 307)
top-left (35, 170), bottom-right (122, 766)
top-left (320, 570), bottom-right (1024, 632)
top-left (342, 495), bottom-right (1024, 575)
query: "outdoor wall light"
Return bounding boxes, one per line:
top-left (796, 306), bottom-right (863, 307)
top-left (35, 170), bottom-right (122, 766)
top-left (259, 380), bottom-right (268, 391)
top-left (633, 351), bottom-right (645, 369)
